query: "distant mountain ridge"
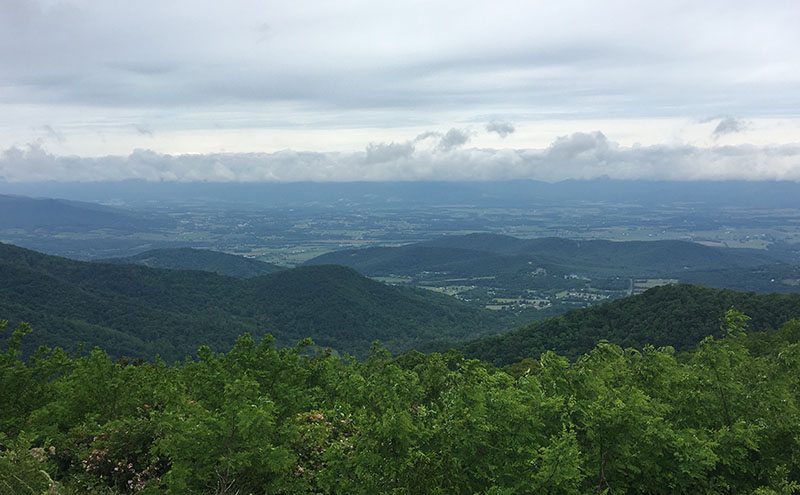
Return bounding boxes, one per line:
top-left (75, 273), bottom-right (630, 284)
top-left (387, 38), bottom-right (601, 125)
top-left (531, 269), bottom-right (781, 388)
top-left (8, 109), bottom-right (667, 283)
top-left (99, 248), bottom-right (283, 278)
top-left (4, 179), bottom-right (800, 209)
top-left (305, 233), bottom-right (778, 277)
top-left (0, 242), bottom-right (507, 361)
top-left (0, 193), bottom-right (168, 231)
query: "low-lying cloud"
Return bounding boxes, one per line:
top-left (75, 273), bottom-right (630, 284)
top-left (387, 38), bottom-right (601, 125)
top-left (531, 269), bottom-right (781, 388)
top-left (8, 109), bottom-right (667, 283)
top-left (2, 132), bottom-right (799, 183)
top-left (437, 128), bottom-right (471, 152)
top-left (486, 121), bottom-right (515, 138)
top-left (364, 141), bottom-right (415, 164)
top-left (713, 117), bottom-right (749, 138)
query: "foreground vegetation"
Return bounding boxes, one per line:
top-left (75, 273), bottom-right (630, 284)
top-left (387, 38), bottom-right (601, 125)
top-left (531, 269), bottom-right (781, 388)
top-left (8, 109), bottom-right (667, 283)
top-left (2, 315), bottom-right (800, 494)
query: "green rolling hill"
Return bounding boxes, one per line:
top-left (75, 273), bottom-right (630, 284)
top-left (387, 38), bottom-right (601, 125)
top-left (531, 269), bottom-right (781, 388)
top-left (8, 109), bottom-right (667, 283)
top-left (0, 242), bottom-right (508, 361)
top-left (446, 284), bottom-right (800, 366)
top-left (305, 233), bottom-right (777, 277)
top-left (99, 248), bottom-right (283, 278)
top-left (675, 264), bottom-right (800, 293)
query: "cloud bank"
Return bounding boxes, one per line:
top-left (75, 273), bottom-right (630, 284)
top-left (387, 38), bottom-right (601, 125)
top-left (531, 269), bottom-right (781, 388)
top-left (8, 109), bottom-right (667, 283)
top-left (2, 132), bottom-right (799, 183)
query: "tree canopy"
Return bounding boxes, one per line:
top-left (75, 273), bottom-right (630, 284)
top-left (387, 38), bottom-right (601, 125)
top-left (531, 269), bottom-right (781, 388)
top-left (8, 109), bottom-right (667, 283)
top-left (2, 317), bottom-right (800, 494)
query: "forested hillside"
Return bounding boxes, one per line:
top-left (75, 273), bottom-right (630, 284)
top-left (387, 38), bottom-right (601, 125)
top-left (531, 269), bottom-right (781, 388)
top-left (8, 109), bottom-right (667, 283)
top-left (677, 264), bottom-right (800, 293)
top-left (305, 233), bottom-right (777, 277)
top-left (2, 318), bottom-right (799, 494)
top-left (99, 248), bottom-right (283, 278)
top-left (453, 283), bottom-right (800, 366)
top-left (0, 242), bottom-right (506, 360)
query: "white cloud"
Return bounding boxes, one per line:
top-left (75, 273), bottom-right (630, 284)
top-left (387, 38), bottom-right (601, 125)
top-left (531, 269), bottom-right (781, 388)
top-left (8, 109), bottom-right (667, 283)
top-left (364, 141), bottom-right (415, 164)
top-left (2, 133), bottom-right (799, 183)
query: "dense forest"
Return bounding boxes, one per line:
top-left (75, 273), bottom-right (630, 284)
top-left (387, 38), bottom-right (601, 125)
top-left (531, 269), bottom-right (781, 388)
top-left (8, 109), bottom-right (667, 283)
top-left (452, 284), bottom-right (800, 365)
top-left (2, 316), bottom-right (799, 494)
top-left (4, 236), bottom-right (800, 493)
top-left (0, 242), bottom-right (507, 360)
top-left (305, 233), bottom-right (779, 278)
top-left (304, 233), bottom-right (800, 298)
top-left (7, 240), bottom-right (800, 366)
top-left (99, 248), bottom-right (283, 279)
top-left (677, 264), bottom-right (800, 294)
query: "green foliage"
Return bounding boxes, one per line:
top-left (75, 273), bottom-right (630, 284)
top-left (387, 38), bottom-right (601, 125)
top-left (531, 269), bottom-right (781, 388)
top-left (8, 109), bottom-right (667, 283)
top-left (3, 319), bottom-right (800, 493)
top-left (0, 433), bottom-right (56, 494)
top-left (721, 306), bottom-right (751, 337)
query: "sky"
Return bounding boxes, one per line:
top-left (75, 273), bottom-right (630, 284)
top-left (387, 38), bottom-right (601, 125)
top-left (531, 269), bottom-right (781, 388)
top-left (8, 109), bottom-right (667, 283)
top-left (1, 0), bottom-right (799, 182)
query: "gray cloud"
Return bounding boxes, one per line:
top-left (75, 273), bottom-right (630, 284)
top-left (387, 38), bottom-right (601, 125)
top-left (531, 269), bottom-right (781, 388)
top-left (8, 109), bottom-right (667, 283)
top-left (414, 131), bottom-right (442, 142)
top-left (547, 131), bottom-right (610, 160)
top-left (3, 133), bottom-right (799, 183)
top-left (41, 125), bottom-right (65, 143)
top-left (2, 1), bottom-right (798, 126)
top-left (364, 141), bottom-right (415, 164)
top-left (486, 120), bottom-right (515, 138)
top-left (437, 128), bottom-right (471, 152)
top-left (255, 22), bottom-right (271, 44)
top-left (713, 117), bottom-right (749, 138)
top-left (698, 115), bottom-right (723, 124)
top-left (133, 124), bottom-right (154, 136)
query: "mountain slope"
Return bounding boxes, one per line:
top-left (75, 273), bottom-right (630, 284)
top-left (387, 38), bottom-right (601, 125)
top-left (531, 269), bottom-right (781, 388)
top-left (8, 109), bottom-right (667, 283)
top-left (305, 234), bottom-right (777, 277)
top-left (99, 248), bottom-right (283, 278)
top-left (306, 245), bottom-right (499, 276)
top-left (450, 284), bottom-right (800, 366)
top-left (676, 264), bottom-right (800, 293)
top-left (0, 194), bottom-right (168, 231)
top-left (0, 242), bottom-right (507, 361)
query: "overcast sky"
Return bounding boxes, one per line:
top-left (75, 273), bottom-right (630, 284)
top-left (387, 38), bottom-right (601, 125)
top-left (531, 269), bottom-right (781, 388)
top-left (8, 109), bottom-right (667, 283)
top-left (1, 0), bottom-right (799, 182)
